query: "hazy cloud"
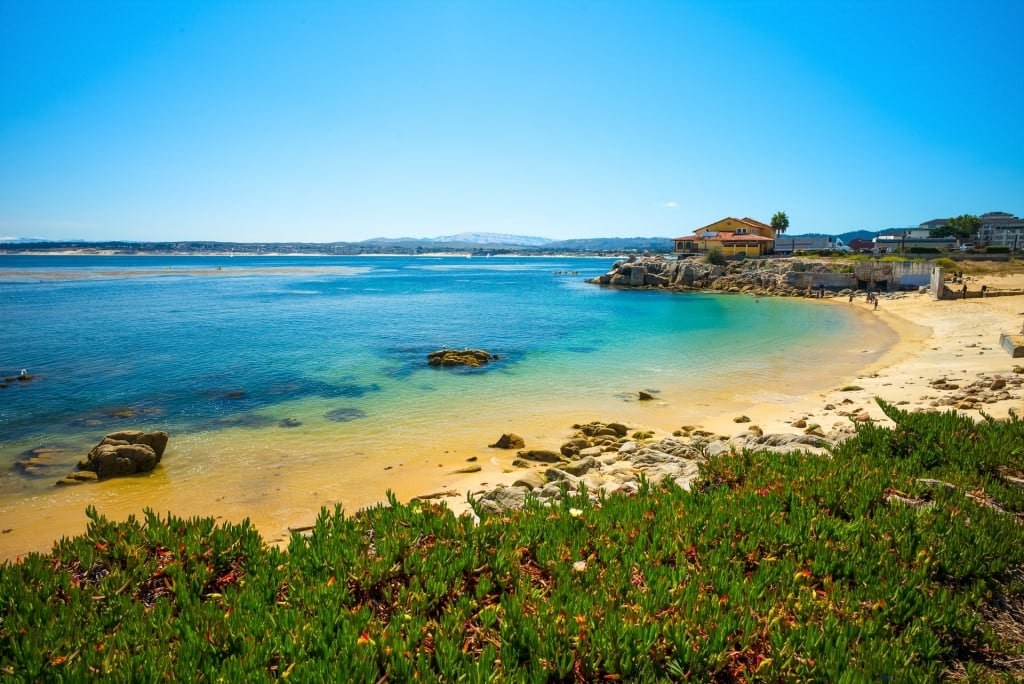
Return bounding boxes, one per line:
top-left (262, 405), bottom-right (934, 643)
top-left (664, 201), bottom-right (679, 209)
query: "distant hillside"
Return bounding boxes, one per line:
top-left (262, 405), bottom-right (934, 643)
top-left (546, 237), bottom-right (674, 252)
top-left (360, 232), bottom-right (554, 248)
top-left (836, 230), bottom-right (882, 242)
top-left (0, 236), bottom-right (675, 256)
top-left (432, 232), bottom-right (554, 247)
top-left (0, 236), bottom-right (60, 243)
top-left (781, 230), bottom-right (880, 242)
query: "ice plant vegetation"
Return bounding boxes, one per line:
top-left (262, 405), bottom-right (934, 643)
top-left (2, 402), bottom-right (1024, 681)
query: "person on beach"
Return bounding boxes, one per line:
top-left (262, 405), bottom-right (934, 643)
top-left (962, 284), bottom-right (968, 299)
top-left (873, 298), bottom-right (879, 311)
top-left (981, 285), bottom-right (988, 297)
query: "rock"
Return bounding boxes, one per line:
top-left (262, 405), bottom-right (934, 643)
top-left (563, 456), bottom-right (599, 477)
top-left (543, 467), bottom-right (577, 483)
top-left (618, 440), bottom-right (638, 454)
top-left (560, 438), bottom-right (592, 457)
top-left (490, 433), bottom-right (525, 449)
top-left (516, 449), bottom-right (563, 464)
top-left (733, 415), bottom-right (750, 423)
top-left (606, 422), bottom-right (629, 437)
top-left (991, 377), bottom-right (1007, 391)
top-left (476, 486), bottom-right (528, 514)
top-left (638, 391), bottom-right (655, 401)
top-left (453, 464), bottom-right (482, 474)
top-left (427, 349), bottom-right (495, 367)
top-left (704, 441), bottom-right (730, 458)
top-left (278, 417), bottom-right (302, 428)
top-left (511, 471), bottom-right (546, 490)
top-left (56, 471), bottom-right (99, 486)
top-left (76, 430), bottom-right (169, 480)
top-left (791, 419), bottom-right (807, 428)
top-left (104, 430), bottom-right (169, 458)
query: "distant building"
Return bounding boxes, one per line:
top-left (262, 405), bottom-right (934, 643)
top-left (979, 212), bottom-right (1024, 249)
top-left (774, 236), bottom-right (850, 254)
top-left (673, 217), bottom-right (776, 257)
top-left (919, 218), bottom-right (949, 233)
top-left (874, 228), bottom-right (956, 252)
top-left (847, 238), bottom-right (875, 253)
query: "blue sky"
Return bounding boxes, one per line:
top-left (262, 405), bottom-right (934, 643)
top-left (2, 1), bottom-right (1022, 242)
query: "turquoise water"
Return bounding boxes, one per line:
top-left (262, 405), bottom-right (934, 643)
top-left (0, 254), bottom-right (884, 555)
top-left (1, 254), bottom-right (854, 446)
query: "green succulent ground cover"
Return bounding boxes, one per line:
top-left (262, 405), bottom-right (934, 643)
top-left (3, 403), bottom-right (1024, 682)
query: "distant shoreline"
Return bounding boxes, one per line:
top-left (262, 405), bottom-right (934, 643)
top-left (0, 249), bottom-right (630, 259)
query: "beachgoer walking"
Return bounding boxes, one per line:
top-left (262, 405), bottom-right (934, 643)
top-left (873, 298), bottom-right (878, 311)
top-left (981, 285), bottom-right (988, 298)
top-left (962, 284), bottom-right (968, 299)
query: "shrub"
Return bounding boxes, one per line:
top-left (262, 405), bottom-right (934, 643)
top-left (704, 248), bottom-right (726, 266)
top-left (2, 406), bottom-right (1023, 680)
top-left (934, 257), bottom-right (958, 270)
top-left (986, 246), bottom-right (1011, 254)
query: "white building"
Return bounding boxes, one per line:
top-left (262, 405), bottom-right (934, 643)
top-left (979, 212), bottom-right (1024, 249)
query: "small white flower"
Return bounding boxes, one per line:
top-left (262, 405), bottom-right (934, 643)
top-left (569, 507), bottom-right (583, 518)
top-left (572, 560), bottom-right (587, 572)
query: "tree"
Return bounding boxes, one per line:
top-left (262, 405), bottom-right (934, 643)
top-left (771, 211), bottom-right (789, 236)
top-left (929, 214), bottom-right (980, 241)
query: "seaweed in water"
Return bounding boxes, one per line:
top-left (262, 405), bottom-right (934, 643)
top-left (324, 407), bottom-right (368, 423)
top-left (195, 413), bottom-right (280, 431)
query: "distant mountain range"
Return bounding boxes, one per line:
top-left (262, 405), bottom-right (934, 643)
top-left (428, 232), bottom-right (555, 247)
top-left (0, 230), bottom-right (888, 255)
top-left (0, 236), bottom-right (64, 243)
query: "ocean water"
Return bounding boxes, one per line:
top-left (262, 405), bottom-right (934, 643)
top-left (0, 255), bottom-right (892, 555)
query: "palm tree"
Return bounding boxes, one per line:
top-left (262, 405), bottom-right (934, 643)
top-left (771, 211), bottom-right (789, 237)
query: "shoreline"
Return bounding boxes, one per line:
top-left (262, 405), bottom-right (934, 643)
top-left (2, 274), bottom-right (1022, 562)
top-left (402, 274), bottom-right (1024, 518)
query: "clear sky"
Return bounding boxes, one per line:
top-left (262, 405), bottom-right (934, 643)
top-left (2, 1), bottom-right (1022, 242)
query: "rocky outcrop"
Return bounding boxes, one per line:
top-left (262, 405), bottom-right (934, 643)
top-left (428, 349), bottom-right (497, 367)
top-left (57, 430), bottom-right (169, 484)
top-left (588, 255), bottom-right (862, 298)
top-left (471, 420), bottom-right (845, 516)
top-left (925, 373), bottom-right (1023, 411)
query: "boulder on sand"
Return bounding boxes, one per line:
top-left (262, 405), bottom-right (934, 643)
top-left (72, 430), bottom-right (170, 481)
top-left (489, 433), bottom-right (525, 449)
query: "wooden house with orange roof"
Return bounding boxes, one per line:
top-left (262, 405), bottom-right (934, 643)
top-left (673, 217), bottom-right (777, 257)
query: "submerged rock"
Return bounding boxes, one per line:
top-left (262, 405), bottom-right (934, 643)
top-left (427, 349), bottom-right (496, 368)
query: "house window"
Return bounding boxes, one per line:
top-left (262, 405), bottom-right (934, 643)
top-left (736, 228), bottom-right (747, 235)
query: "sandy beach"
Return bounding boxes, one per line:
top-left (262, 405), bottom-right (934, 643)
top-left (2, 271), bottom-right (1023, 562)
top-left (427, 271), bottom-right (1024, 515)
